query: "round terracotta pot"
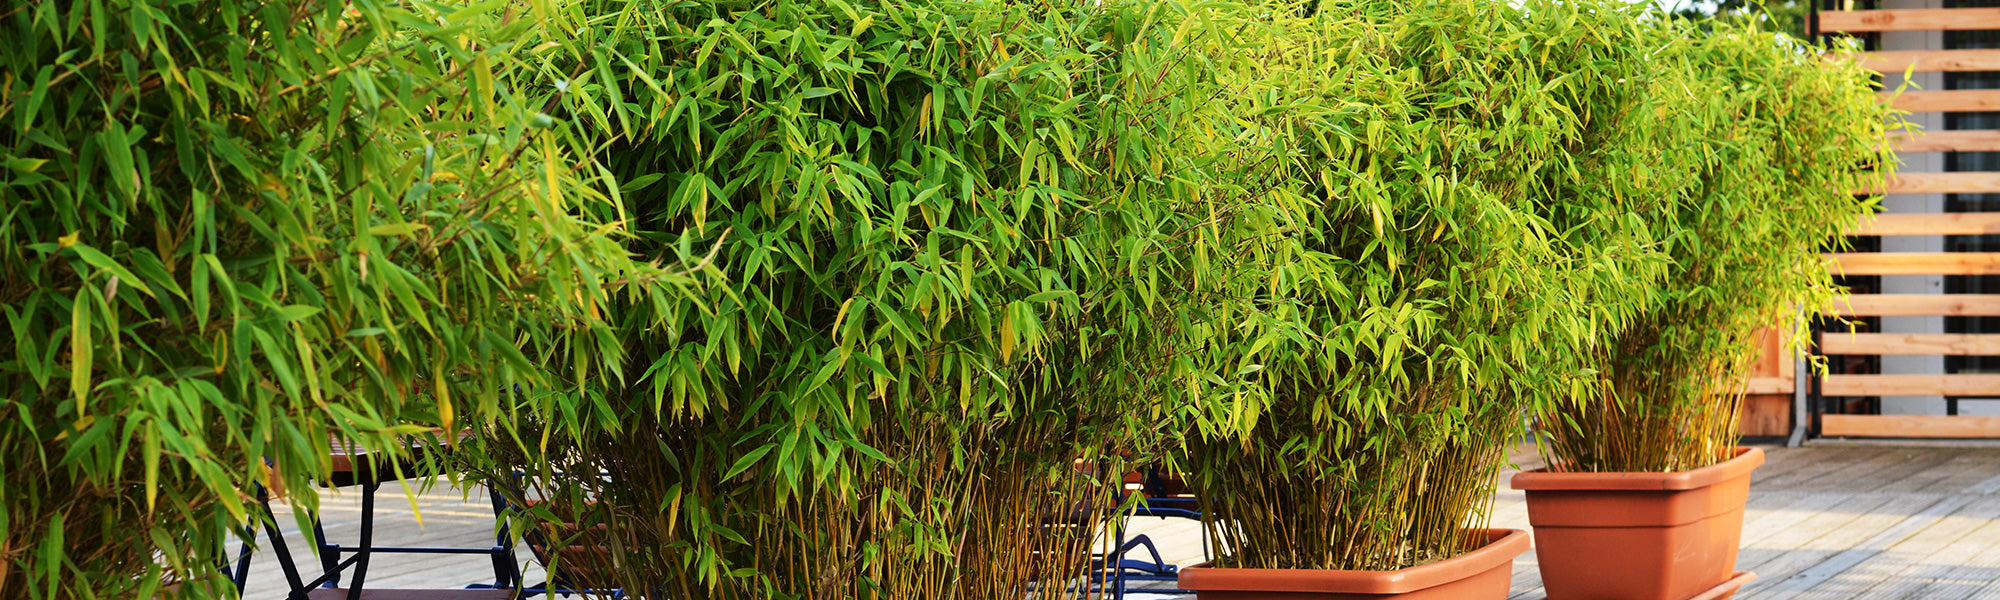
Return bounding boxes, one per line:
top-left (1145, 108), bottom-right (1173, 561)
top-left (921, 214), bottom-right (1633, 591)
top-left (1510, 446), bottom-right (1765, 600)
top-left (1175, 529), bottom-right (1530, 599)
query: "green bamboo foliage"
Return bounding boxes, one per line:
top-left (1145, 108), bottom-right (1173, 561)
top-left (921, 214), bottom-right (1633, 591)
top-left (1175, 0), bottom-right (1766, 571)
top-left (1536, 11), bottom-right (1894, 474)
top-left (486, 0), bottom-right (1247, 597)
top-left (0, 0), bottom-right (672, 596)
top-left (0, 0), bottom-right (1894, 596)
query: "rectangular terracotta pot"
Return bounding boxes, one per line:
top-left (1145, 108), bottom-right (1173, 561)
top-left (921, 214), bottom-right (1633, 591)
top-left (1175, 529), bottom-right (1530, 599)
top-left (1510, 447), bottom-right (1765, 600)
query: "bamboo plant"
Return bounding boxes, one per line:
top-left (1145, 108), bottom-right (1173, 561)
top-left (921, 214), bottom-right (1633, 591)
top-left (1534, 10), bottom-right (1894, 474)
top-left (1173, 0), bottom-right (1731, 571)
top-left (482, 0), bottom-right (1252, 597)
top-left (0, 0), bottom-right (673, 596)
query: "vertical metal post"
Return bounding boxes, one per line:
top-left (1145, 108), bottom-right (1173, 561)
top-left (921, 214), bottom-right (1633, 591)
top-left (1811, 324), bottom-right (1827, 439)
top-left (312, 517), bottom-right (338, 588)
top-left (487, 485), bottom-right (519, 588)
top-left (1790, 351), bottom-right (1811, 448)
top-left (229, 521), bottom-right (255, 598)
top-left (345, 481), bottom-right (380, 599)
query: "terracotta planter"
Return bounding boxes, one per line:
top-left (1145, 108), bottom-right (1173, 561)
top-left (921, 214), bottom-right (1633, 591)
top-left (1510, 447), bottom-right (1765, 600)
top-left (1176, 529), bottom-right (1530, 599)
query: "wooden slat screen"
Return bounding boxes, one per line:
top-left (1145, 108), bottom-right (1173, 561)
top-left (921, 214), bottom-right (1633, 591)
top-left (1805, 10), bottom-right (2000, 437)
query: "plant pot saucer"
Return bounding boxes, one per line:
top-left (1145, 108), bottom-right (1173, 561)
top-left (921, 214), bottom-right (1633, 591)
top-left (1687, 572), bottom-right (1755, 600)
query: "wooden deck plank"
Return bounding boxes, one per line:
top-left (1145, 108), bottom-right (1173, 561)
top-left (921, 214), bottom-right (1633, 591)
top-left (1735, 493), bottom-right (1908, 575)
top-left (1910, 454), bottom-right (1997, 493)
top-left (1823, 496), bottom-right (2000, 600)
top-left (1740, 493), bottom-right (1874, 553)
top-left (1739, 493), bottom-right (1944, 596)
top-left (1785, 449), bottom-right (1938, 492)
top-left (1755, 446), bottom-right (1895, 491)
top-left (1974, 571), bottom-right (2000, 600)
top-left (1831, 448), bottom-right (1968, 493)
top-left (1884, 490), bottom-right (2000, 600)
top-left (234, 445), bottom-right (2000, 600)
top-left (1782, 495), bottom-right (2000, 600)
top-left (1899, 449), bottom-right (2000, 494)
top-left (1749, 445), bottom-right (1841, 484)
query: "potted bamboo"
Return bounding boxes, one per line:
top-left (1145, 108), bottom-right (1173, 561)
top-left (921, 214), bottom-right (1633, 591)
top-left (479, 0), bottom-right (1252, 597)
top-left (1167, 1), bottom-right (1681, 597)
top-left (1515, 15), bottom-right (1893, 600)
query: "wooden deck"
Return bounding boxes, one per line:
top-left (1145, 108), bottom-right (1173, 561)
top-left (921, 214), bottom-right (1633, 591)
top-left (238, 443), bottom-right (2000, 599)
top-left (1124, 443), bottom-right (2000, 599)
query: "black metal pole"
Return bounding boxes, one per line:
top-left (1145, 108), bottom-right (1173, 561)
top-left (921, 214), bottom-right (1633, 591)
top-left (345, 481), bottom-right (380, 599)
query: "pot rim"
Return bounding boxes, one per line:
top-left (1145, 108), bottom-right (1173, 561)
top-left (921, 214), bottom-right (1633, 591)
top-left (1509, 446), bottom-right (1765, 492)
top-left (1175, 528), bottom-right (1530, 594)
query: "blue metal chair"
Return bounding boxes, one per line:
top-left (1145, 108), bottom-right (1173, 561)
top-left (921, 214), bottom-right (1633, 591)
top-left (1092, 467), bottom-right (1206, 600)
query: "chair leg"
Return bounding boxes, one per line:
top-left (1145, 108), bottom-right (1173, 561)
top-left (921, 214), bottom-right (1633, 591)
top-left (345, 481), bottom-right (380, 600)
top-left (229, 523), bottom-right (255, 598)
top-left (1112, 514), bottom-right (1128, 600)
top-left (252, 484), bottom-right (310, 600)
top-left (486, 485), bottom-right (519, 589)
top-left (312, 517), bottom-right (340, 588)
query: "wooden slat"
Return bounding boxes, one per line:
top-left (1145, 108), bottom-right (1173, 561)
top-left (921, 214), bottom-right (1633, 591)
top-left (1831, 294), bottom-right (2000, 316)
top-left (1821, 414), bottom-right (2000, 438)
top-left (1823, 374), bottom-right (2000, 396)
top-left (1850, 213), bottom-right (2000, 236)
top-left (1828, 252), bottom-right (2000, 275)
top-left (1819, 9), bottom-right (2000, 33)
top-left (1746, 376), bottom-right (1795, 395)
top-left (1847, 49), bottom-right (2000, 73)
top-left (1820, 333), bottom-right (2000, 355)
top-left (1863, 172), bottom-right (2000, 195)
top-left (1882, 90), bottom-right (2000, 113)
top-left (1889, 130), bottom-right (2000, 153)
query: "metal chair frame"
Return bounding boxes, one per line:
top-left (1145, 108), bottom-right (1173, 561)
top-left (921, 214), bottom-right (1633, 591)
top-left (228, 455), bottom-right (520, 599)
top-left (1090, 467), bottom-right (1206, 600)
